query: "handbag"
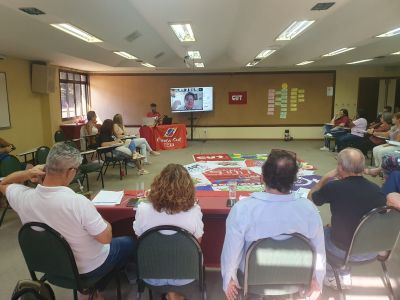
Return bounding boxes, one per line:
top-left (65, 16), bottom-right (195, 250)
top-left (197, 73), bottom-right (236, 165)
top-left (11, 279), bottom-right (55, 300)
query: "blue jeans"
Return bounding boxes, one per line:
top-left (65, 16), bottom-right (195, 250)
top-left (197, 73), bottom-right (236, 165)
top-left (81, 236), bottom-right (136, 290)
top-left (324, 227), bottom-right (375, 277)
top-left (382, 171), bottom-right (400, 195)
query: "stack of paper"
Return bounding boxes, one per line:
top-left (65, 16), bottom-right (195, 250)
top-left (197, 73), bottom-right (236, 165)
top-left (92, 190), bottom-right (124, 206)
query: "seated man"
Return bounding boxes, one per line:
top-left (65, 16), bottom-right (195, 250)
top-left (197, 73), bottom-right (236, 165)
top-left (221, 150), bottom-right (326, 300)
top-left (308, 148), bottom-right (385, 289)
top-left (0, 142), bottom-right (136, 300)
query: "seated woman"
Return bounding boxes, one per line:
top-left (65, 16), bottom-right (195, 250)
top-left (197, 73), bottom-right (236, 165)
top-left (372, 112), bottom-right (400, 167)
top-left (97, 119), bottom-right (149, 175)
top-left (113, 114), bottom-right (160, 165)
top-left (321, 108), bottom-right (350, 151)
top-left (80, 111), bottom-right (99, 150)
top-left (133, 164), bottom-right (204, 300)
top-left (335, 109), bottom-right (368, 152)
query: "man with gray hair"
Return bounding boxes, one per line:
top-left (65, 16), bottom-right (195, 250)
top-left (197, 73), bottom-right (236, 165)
top-left (308, 148), bottom-right (385, 289)
top-left (0, 142), bottom-right (135, 300)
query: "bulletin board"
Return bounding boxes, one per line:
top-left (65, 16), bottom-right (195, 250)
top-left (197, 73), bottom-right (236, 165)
top-left (0, 73), bottom-right (11, 128)
top-left (90, 71), bottom-right (335, 126)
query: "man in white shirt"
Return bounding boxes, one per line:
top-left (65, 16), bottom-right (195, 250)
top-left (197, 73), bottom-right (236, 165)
top-left (221, 150), bottom-right (326, 300)
top-left (0, 142), bottom-right (135, 300)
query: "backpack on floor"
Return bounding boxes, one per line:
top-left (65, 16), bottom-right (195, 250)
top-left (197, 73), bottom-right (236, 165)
top-left (11, 280), bottom-right (55, 300)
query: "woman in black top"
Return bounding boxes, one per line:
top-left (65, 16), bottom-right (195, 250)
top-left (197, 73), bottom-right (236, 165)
top-left (97, 119), bottom-right (149, 175)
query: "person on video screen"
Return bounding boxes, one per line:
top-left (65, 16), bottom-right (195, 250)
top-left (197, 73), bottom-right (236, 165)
top-left (172, 92), bottom-right (202, 111)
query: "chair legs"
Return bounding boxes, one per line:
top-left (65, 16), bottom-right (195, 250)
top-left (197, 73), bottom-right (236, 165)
top-left (331, 266), bottom-right (345, 300)
top-left (0, 202), bottom-right (10, 227)
top-left (73, 289), bottom-right (78, 300)
top-left (381, 261), bottom-right (394, 300)
top-left (116, 272), bottom-right (121, 300)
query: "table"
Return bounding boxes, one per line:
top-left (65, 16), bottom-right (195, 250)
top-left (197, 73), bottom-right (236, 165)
top-left (97, 190), bottom-right (249, 268)
top-left (139, 124), bottom-right (187, 151)
top-left (60, 123), bottom-right (85, 140)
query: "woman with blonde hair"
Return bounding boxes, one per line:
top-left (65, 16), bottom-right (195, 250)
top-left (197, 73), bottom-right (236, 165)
top-left (133, 164), bottom-right (203, 300)
top-left (113, 114), bottom-right (160, 164)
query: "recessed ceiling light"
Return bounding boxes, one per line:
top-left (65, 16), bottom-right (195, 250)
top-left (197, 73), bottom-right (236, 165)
top-left (188, 51), bottom-right (201, 59)
top-left (141, 62), bottom-right (156, 68)
top-left (50, 23), bottom-right (102, 43)
top-left (322, 47), bottom-right (355, 57)
top-left (255, 50), bottom-right (276, 59)
top-left (376, 27), bottom-right (400, 38)
top-left (296, 60), bottom-right (314, 65)
top-left (276, 20), bottom-right (315, 41)
top-left (170, 23), bottom-right (196, 42)
top-left (113, 51), bottom-right (137, 60)
top-left (347, 59), bottom-right (373, 65)
top-left (391, 51), bottom-right (400, 55)
top-left (194, 62), bottom-right (204, 68)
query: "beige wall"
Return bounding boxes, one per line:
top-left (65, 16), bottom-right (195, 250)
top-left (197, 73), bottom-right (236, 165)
top-left (0, 57), bottom-right (63, 155)
top-left (1, 56), bottom-right (399, 149)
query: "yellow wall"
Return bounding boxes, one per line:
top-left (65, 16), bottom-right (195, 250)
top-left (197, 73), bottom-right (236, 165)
top-left (0, 57), bottom-right (64, 156)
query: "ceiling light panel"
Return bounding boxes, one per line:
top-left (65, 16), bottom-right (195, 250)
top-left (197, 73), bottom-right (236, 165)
top-left (141, 62), bottom-right (156, 68)
top-left (194, 63), bottom-right (204, 68)
top-left (113, 51), bottom-right (137, 59)
top-left (188, 51), bottom-right (201, 59)
top-left (347, 59), bottom-right (373, 64)
top-left (255, 50), bottom-right (276, 59)
top-left (322, 47), bottom-right (355, 57)
top-left (170, 23), bottom-right (196, 42)
top-left (391, 51), bottom-right (400, 55)
top-left (296, 61), bottom-right (314, 65)
top-left (376, 27), bottom-right (400, 38)
top-left (50, 23), bottom-right (102, 43)
top-left (276, 20), bottom-right (315, 41)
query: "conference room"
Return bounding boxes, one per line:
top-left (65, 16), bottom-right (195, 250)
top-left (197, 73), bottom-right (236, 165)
top-left (1, 0), bottom-right (400, 299)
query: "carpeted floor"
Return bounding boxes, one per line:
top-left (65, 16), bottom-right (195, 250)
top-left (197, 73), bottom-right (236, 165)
top-left (0, 140), bottom-right (398, 300)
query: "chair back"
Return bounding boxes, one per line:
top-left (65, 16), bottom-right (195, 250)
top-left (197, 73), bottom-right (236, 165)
top-left (0, 155), bottom-right (22, 177)
top-left (18, 222), bottom-right (81, 290)
top-left (136, 225), bottom-right (203, 282)
top-left (244, 233), bottom-right (315, 296)
top-left (35, 146), bottom-right (50, 165)
top-left (54, 130), bottom-right (66, 143)
top-left (346, 206), bottom-right (400, 261)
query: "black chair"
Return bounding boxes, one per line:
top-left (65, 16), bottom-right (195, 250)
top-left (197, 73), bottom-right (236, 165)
top-left (326, 206), bottom-right (400, 300)
top-left (63, 140), bottom-right (104, 190)
top-left (243, 233), bottom-right (315, 299)
top-left (0, 155), bottom-right (23, 227)
top-left (18, 222), bottom-right (121, 300)
top-left (34, 146), bottom-right (50, 165)
top-left (54, 130), bottom-right (66, 143)
top-left (97, 146), bottom-right (128, 180)
top-left (136, 225), bottom-right (206, 300)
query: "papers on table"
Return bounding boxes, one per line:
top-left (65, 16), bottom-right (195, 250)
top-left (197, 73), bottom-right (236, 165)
top-left (92, 190), bottom-right (123, 206)
top-left (387, 140), bottom-right (400, 147)
top-left (294, 187), bottom-right (311, 199)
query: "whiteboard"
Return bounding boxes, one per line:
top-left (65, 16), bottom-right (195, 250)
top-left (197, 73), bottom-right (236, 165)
top-left (0, 73), bottom-right (11, 128)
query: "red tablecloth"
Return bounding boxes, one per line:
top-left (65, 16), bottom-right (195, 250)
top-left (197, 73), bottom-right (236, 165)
top-left (139, 124), bottom-right (187, 151)
top-left (96, 190), bottom-right (250, 268)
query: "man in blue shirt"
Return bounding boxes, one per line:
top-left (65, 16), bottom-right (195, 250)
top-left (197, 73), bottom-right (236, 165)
top-left (221, 150), bottom-right (326, 300)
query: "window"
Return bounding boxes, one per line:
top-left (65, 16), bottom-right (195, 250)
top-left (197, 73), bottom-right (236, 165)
top-left (59, 70), bottom-right (89, 120)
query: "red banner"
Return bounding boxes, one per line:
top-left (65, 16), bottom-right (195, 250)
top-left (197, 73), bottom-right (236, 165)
top-left (153, 124), bottom-right (187, 150)
top-left (229, 92), bottom-right (247, 104)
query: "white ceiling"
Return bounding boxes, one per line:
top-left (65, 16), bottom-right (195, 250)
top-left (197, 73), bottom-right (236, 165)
top-left (0, 0), bottom-right (399, 72)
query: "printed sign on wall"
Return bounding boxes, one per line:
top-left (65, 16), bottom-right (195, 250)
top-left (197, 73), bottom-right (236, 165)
top-left (229, 91), bottom-right (247, 104)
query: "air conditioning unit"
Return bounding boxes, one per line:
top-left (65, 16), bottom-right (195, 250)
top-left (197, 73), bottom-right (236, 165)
top-left (31, 63), bottom-right (56, 94)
